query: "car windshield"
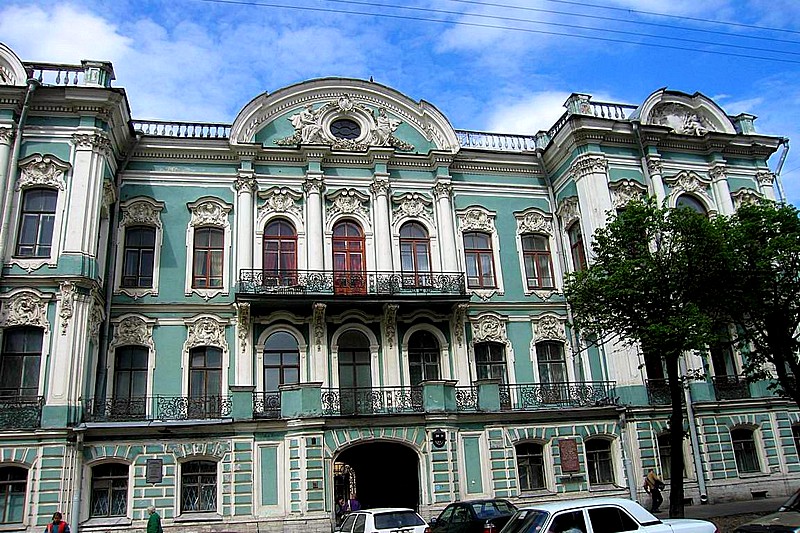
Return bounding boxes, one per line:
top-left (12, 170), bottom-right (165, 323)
top-left (779, 490), bottom-right (800, 512)
top-left (374, 511), bottom-right (426, 529)
top-left (500, 510), bottom-right (550, 533)
top-left (473, 501), bottom-right (517, 519)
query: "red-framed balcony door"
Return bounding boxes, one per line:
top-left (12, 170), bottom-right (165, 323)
top-left (333, 223), bottom-right (366, 295)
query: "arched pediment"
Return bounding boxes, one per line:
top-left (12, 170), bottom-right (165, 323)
top-left (638, 89), bottom-right (737, 136)
top-left (230, 78), bottom-right (460, 154)
top-left (0, 43), bottom-right (28, 86)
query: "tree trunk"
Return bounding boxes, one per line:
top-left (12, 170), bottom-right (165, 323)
top-left (666, 354), bottom-right (685, 518)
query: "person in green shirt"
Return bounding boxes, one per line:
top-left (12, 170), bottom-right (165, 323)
top-left (146, 506), bottom-right (162, 533)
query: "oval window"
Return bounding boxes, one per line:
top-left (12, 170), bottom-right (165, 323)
top-left (330, 119), bottom-right (361, 140)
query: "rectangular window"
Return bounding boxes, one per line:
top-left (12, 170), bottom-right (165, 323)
top-left (122, 226), bottom-right (156, 288)
top-left (586, 439), bottom-right (614, 484)
top-left (464, 232), bottom-right (496, 288)
top-left (193, 227), bottom-right (224, 288)
top-left (16, 189), bottom-right (57, 257)
top-left (522, 234), bottom-right (554, 289)
top-left (475, 343), bottom-right (507, 383)
top-left (0, 328), bottom-right (42, 398)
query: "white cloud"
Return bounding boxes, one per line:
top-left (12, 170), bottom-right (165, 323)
top-left (483, 91), bottom-right (568, 135)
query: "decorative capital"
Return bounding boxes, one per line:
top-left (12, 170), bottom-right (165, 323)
top-left (570, 154), bottom-right (608, 180)
top-left (0, 126), bottom-right (15, 145)
top-left (0, 291), bottom-right (49, 332)
top-left (646, 156), bottom-right (663, 175)
top-left (303, 175), bottom-right (326, 195)
top-left (756, 170), bottom-right (775, 186)
top-left (433, 181), bottom-right (453, 200)
top-left (185, 315), bottom-right (228, 352)
top-left (17, 153), bottom-right (70, 191)
top-left (710, 164), bottom-right (727, 182)
top-left (533, 314), bottom-right (567, 342)
top-left (233, 174), bottom-right (258, 194)
top-left (71, 132), bottom-right (112, 154)
top-left (369, 177), bottom-right (391, 197)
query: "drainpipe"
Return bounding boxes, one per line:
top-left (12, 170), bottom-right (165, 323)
top-left (773, 138), bottom-right (790, 204)
top-left (618, 409), bottom-right (638, 501)
top-left (69, 431), bottom-right (85, 532)
top-left (94, 131), bottom-right (142, 399)
top-left (0, 78), bottom-right (40, 265)
top-left (679, 356), bottom-right (708, 503)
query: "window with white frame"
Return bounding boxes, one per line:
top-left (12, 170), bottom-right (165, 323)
top-left (112, 346), bottom-right (148, 418)
top-left (586, 438), bottom-right (614, 485)
top-left (474, 342), bottom-right (507, 383)
top-left (90, 463), bottom-right (128, 517)
top-left (521, 234), bottom-right (554, 289)
top-left (516, 442), bottom-right (546, 491)
top-left (0, 326), bottom-right (42, 399)
top-left (731, 427), bottom-right (761, 474)
top-left (181, 460), bottom-right (217, 512)
top-left (457, 207), bottom-right (503, 295)
top-left (185, 198), bottom-right (231, 299)
top-left (122, 227), bottom-right (155, 288)
top-left (15, 188), bottom-right (57, 258)
top-left (567, 222), bottom-right (587, 272)
top-left (408, 330), bottom-right (440, 385)
top-left (115, 198), bottom-right (164, 298)
top-left (0, 466), bottom-right (26, 524)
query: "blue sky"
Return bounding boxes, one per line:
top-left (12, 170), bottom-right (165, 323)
top-left (1, 0), bottom-right (798, 202)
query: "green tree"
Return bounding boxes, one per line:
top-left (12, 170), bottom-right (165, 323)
top-left (564, 200), bottom-right (730, 518)
top-left (726, 201), bottom-right (800, 406)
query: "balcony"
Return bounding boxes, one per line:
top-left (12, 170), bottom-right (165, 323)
top-left (83, 396), bottom-right (232, 422)
top-left (646, 379), bottom-right (672, 405)
top-left (253, 392), bottom-right (281, 419)
top-left (321, 387), bottom-right (423, 416)
top-left (0, 396), bottom-right (43, 429)
top-left (500, 382), bottom-right (617, 410)
top-left (236, 269), bottom-right (468, 313)
top-left (712, 375), bottom-right (751, 400)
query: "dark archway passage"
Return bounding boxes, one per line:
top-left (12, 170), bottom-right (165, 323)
top-left (335, 441), bottom-right (420, 511)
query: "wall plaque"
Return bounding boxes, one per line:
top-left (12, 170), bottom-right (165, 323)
top-left (559, 439), bottom-right (580, 473)
top-left (146, 458), bottom-right (163, 483)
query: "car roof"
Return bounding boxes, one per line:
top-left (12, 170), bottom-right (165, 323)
top-left (515, 497), bottom-right (654, 523)
top-left (452, 499), bottom-right (512, 504)
top-left (360, 508), bottom-right (418, 514)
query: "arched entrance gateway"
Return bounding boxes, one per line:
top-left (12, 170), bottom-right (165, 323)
top-left (334, 441), bottom-right (420, 512)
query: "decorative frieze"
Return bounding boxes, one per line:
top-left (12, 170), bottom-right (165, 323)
top-left (515, 208), bottom-right (553, 236)
top-left (649, 103), bottom-right (716, 136)
top-left (0, 291), bottom-right (50, 332)
top-left (110, 315), bottom-right (154, 349)
top-left (609, 180), bottom-right (648, 209)
top-left (327, 188), bottom-right (370, 222)
top-left (185, 316), bottom-right (228, 352)
top-left (16, 153), bottom-right (70, 191)
top-left (533, 314), bottom-right (567, 342)
top-left (470, 313), bottom-right (508, 345)
top-left (392, 192), bottom-right (433, 223)
top-left (258, 187), bottom-right (303, 219)
top-left (58, 281), bottom-right (75, 336)
top-left (188, 198), bottom-right (231, 227)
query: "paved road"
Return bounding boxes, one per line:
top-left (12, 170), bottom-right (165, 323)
top-left (648, 496), bottom-right (785, 519)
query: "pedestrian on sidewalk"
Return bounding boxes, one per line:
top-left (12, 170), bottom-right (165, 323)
top-left (147, 506), bottom-right (163, 533)
top-left (643, 470), bottom-right (665, 513)
top-left (44, 512), bottom-right (70, 533)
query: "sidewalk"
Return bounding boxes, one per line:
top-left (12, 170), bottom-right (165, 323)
top-left (656, 496), bottom-right (785, 519)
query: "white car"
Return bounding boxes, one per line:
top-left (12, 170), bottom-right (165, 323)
top-left (499, 497), bottom-right (718, 533)
top-left (337, 508), bottom-right (430, 533)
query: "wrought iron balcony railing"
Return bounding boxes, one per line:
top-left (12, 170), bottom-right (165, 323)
top-left (712, 375), bottom-right (751, 400)
top-left (0, 396), bottom-right (43, 429)
top-left (455, 386), bottom-right (478, 411)
top-left (83, 396), bottom-right (232, 422)
top-left (321, 387), bottom-right (423, 416)
top-left (237, 269), bottom-right (466, 297)
top-left (254, 392), bottom-right (281, 419)
top-left (500, 382), bottom-right (617, 410)
top-left (646, 378), bottom-right (673, 405)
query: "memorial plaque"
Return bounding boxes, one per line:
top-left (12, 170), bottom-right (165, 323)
top-left (559, 439), bottom-right (580, 472)
top-left (146, 458), bottom-right (163, 483)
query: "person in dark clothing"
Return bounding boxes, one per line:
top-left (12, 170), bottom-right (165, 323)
top-left (147, 506), bottom-right (163, 533)
top-left (643, 470), bottom-right (665, 513)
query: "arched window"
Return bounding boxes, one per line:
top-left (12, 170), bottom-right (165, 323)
top-left (521, 234), bottom-right (554, 289)
top-left (264, 332), bottom-right (300, 393)
top-left (0, 327), bottom-right (42, 399)
top-left (676, 194), bottom-right (708, 216)
top-left (463, 231), bottom-right (496, 288)
top-left (263, 219), bottom-right (297, 286)
top-left (181, 460), bottom-right (217, 512)
top-left (192, 227), bottom-right (224, 288)
top-left (16, 188), bottom-right (57, 257)
top-left (585, 438), bottom-right (614, 485)
top-left (731, 427), bottom-right (760, 474)
top-left (189, 347), bottom-right (222, 418)
top-left (400, 222), bottom-right (431, 287)
top-left (0, 466), bottom-right (26, 523)
top-left (474, 342), bottom-right (507, 383)
top-left (333, 221), bottom-right (366, 295)
top-left (90, 463), bottom-right (128, 517)
top-left (408, 330), bottom-right (440, 385)
top-left (516, 442), bottom-right (545, 491)
top-left (567, 223), bottom-right (586, 272)
top-left (122, 226), bottom-right (156, 288)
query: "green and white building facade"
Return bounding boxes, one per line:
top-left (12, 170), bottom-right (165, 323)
top-left (0, 42), bottom-right (795, 533)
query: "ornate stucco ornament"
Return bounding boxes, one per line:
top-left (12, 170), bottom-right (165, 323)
top-left (258, 187), bottom-right (303, 219)
top-left (451, 303), bottom-right (468, 348)
top-left (313, 302), bottom-right (327, 349)
top-left (569, 154), bottom-right (608, 181)
top-left (327, 188), bottom-right (370, 222)
top-left (275, 95), bottom-right (414, 151)
top-left (533, 314), bottom-right (567, 342)
top-left (609, 179), bottom-right (649, 209)
top-left (236, 303), bottom-right (250, 352)
top-left (470, 313), bottom-right (509, 345)
top-left (121, 199), bottom-right (164, 228)
top-left (58, 280), bottom-right (75, 336)
top-left (0, 290), bottom-right (50, 332)
top-left (731, 188), bottom-right (763, 209)
top-left (17, 153), bottom-right (70, 191)
top-left (383, 304), bottom-right (399, 348)
top-left (755, 170), bottom-right (776, 187)
top-left (392, 192), bottom-right (434, 223)
top-left (89, 293), bottom-right (105, 341)
top-left (556, 196), bottom-right (580, 228)
top-left (458, 207), bottom-right (496, 233)
top-left (189, 199), bottom-right (231, 227)
top-left (650, 102), bottom-right (717, 136)
top-left (515, 208), bottom-right (553, 236)
top-left (185, 316), bottom-right (228, 352)
top-left (110, 315), bottom-right (154, 349)
top-left (665, 170), bottom-right (711, 195)
top-left (0, 126), bottom-right (15, 144)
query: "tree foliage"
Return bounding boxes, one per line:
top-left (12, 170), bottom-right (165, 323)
top-left (564, 200), bottom-right (731, 518)
top-left (725, 201), bottom-right (800, 407)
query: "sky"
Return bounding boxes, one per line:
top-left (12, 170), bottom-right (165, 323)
top-left (1, 0), bottom-right (799, 202)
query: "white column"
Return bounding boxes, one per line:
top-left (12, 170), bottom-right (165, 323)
top-left (0, 127), bottom-right (14, 208)
top-left (756, 170), bottom-right (777, 202)
top-left (304, 173), bottom-right (325, 271)
top-left (434, 179), bottom-right (458, 272)
top-left (370, 174), bottom-right (393, 272)
top-left (646, 156), bottom-right (666, 205)
top-left (234, 302), bottom-right (253, 386)
top-left (49, 281), bottom-right (92, 405)
top-left (710, 164), bottom-right (735, 215)
top-left (234, 172), bottom-right (257, 273)
top-left (64, 133), bottom-right (110, 255)
top-left (572, 154), bottom-right (613, 249)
